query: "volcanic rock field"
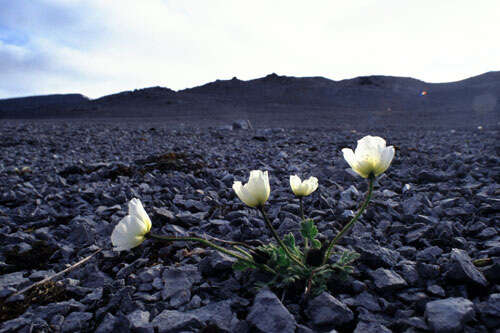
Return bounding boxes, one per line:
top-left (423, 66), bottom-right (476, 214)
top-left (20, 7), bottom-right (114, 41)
top-left (0, 119), bottom-right (499, 332)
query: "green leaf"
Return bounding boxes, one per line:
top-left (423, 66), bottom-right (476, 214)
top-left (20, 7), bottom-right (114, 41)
top-left (276, 247), bottom-right (290, 267)
top-left (283, 232), bottom-right (296, 249)
top-left (300, 219), bottom-right (318, 240)
top-left (339, 250), bottom-right (360, 265)
top-left (232, 260), bottom-right (254, 272)
top-left (312, 239), bottom-right (322, 249)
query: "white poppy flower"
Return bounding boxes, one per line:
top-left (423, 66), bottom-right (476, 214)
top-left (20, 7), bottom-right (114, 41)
top-left (290, 175), bottom-right (318, 197)
top-left (342, 135), bottom-right (395, 178)
top-left (111, 198), bottom-right (152, 251)
top-left (232, 170), bottom-right (270, 207)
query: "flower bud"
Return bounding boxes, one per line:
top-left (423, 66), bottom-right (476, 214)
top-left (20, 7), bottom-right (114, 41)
top-left (290, 175), bottom-right (318, 197)
top-left (111, 198), bottom-right (152, 251)
top-left (232, 170), bottom-right (270, 207)
top-left (342, 135), bottom-right (395, 178)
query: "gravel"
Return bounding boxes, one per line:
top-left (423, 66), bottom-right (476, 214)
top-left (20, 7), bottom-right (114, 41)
top-left (0, 120), bottom-right (498, 332)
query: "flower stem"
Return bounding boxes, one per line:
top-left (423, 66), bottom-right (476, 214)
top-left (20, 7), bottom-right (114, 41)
top-left (322, 175), bottom-right (374, 265)
top-left (146, 233), bottom-right (276, 274)
top-left (299, 197), bottom-right (305, 221)
top-left (258, 206), bottom-right (306, 268)
top-left (299, 196), bottom-right (309, 262)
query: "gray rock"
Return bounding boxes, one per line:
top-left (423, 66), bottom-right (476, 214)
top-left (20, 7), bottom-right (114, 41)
top-left (417, 262), bottom-right (441, 279)
top-left (427, 284), bottom-right (446, 297)
top-left (354, 291), bottom-right (381, 312)
top-left (416, 246), bottom-right (443, 263)
top-left (151, 310), bottom-right (202, 333)
top-left (127, 310), bottom-right (150, 330)
top-left (95, 313), bottom-right (130, 333)
top-left (446, 248), bottom-right (488, 287)
top-left (306, 292), bottom-right (354, 327)
top-left (478, 293), bottom-right (500, 329)
top-left (36, 299), bottom-right (87, 320)
top-left (247, 289), bottom-right (296, 333)
top-left (81, 287), bottom-right (103, 304)
top-left (61, 311), bottom-right (93, 332)
top-left (189, 300), bottom-right (236, 332)
top-left (476, 227), bottom-right (497, 239)
top-left (353, 321), bottom-right (392, 333)
top-left (396, 261), bottom-right (420, 286)
top-left (0, 271), bottom-right (29, 288)
top-left (0, 316), bottom-right (32, 333)
top-left (356, 242), bottom-right (401, 268)
top-left (370, 268), bottom-right (407, 291)
top-left (199, 251), bottom-right (236, 275)
top-left (161, 264), bottom-right (201, 302)
top-left (233, 119), bottom-right (251, 130)
top-left (425, 297), bottom-right (475, 333)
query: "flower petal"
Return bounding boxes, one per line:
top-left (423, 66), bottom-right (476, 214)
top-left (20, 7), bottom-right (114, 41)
top-left (111, 215), bottom-right (147, 251)
top-left (290, 175), bottom-right (302, 195)
top-left (233, 181), bottom-right (259, 207)
top-left (128, 198), bottom-right (151, 232)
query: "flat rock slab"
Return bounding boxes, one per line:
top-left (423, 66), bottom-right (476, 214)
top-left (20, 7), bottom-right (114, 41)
top-left (425, 297), bottom-right (475, 333)
top-left (247, 289), bottom-right (296, 333)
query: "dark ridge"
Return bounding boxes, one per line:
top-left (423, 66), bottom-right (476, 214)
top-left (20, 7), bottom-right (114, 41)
top-left (0, 72), bottom-right (499, 127)
top-left (94, 86), bottom-right (176, 105)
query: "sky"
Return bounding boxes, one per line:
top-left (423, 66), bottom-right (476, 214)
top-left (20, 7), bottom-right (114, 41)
top-left (0, 0), bottom-right (499, 99)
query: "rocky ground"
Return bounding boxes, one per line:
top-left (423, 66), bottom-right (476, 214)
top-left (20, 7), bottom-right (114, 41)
top-left (0, 119), bottom-right (499, 332)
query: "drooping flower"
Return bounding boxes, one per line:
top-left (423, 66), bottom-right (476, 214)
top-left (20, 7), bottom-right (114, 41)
top-left (290, 175), bottom-right (318, 197)
top-left (232, 170), bottom-right (270, 207)
top-left (111, 198), bottom-right (152, 251)
top-left (342, 135), bottom-right (395, 178)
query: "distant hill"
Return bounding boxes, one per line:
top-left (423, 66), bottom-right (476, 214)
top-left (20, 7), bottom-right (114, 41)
top-left (0, 72), bottom-right (498, 127)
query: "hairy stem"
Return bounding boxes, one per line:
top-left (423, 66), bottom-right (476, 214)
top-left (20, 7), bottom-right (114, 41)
top-left (258, 206), bottom-right (306, 268)
top-left (300, 196), bottom-right (309, 262)
top-left (147, 233), bottom-right (276, 274)
top-left (322, 175), bottom-right (374, 265)
top-left (299, 197), bottom-right (305, 221)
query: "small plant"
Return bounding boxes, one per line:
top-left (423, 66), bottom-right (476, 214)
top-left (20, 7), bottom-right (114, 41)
top-left (110, 135), bottom-right (395, 297)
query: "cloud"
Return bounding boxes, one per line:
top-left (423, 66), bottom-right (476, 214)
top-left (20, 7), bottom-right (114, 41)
top-left (0, 0), bottom-right (499, 99)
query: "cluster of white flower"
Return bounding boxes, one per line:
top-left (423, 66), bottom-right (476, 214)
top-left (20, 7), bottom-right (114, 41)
top-left (111, 135), bottom-right (394, 253)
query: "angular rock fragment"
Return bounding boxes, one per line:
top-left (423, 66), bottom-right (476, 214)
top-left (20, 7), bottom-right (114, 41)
top-left (247, 289), bottom-right (296, 333)
top-left (425, 297), bottom-right (475, 333)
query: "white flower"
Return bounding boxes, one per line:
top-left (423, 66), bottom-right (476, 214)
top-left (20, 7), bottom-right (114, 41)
top-left (232, 170), bottom-right (270, 207)
top-left (290, 175), bottom-right (318, 197)
top-left (342, 135), bottom-right (395, 178)
top-left (111, 198), bottom-right (152, 251)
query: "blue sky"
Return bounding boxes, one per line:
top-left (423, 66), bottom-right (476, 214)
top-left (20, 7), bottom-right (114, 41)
top-left (0, 0), bottom-right (499, 99)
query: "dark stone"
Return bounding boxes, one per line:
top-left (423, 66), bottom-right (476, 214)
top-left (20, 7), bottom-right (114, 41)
top-left (247, 289), bottom-right (296, 333)
top-left (446, 248), bottom-right (488, 287)
top-left (354, 291), bottom-right (381, 312)
top-left (151, 310), bottom-right (202, 333)
top-left (477, 293), bottom-right (500, 328)
top-left (482, 257), bottom-right (500, 282)
top-left (0, 271), bottom-right (29, 288)
top-left (355, 242), bottom-right (401, 268)
top-left (127, 310), bottom-right (150, 330)
top-left (417, 262), bottom-right (441, 280)
top-left (36, 300), bottom-right (87, 320)
top-left (353, 321), bottom-right (391, 333)
top-left (61, 311), bottom-right (93, 332)
top-left (396, 261), bottom-right (419, 286)
top-left (427, 284), bottom-right (446, 297)
top-left (416, 246), bottom-right (444, 264)
top-left (306, 292), bottom-right (354, 327)
top-left (425, 297), bottom-right (475, 333)
top-left (370, 268), bottom-right (407, 291)
top-left (161, 264), bottom-right (201, 303)
top-left (200, 251), bottom-right (236, 276)
top-left (189, 300), bottom-right (236, 332)
top-left (95, 313), bottom-right (130, 333)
